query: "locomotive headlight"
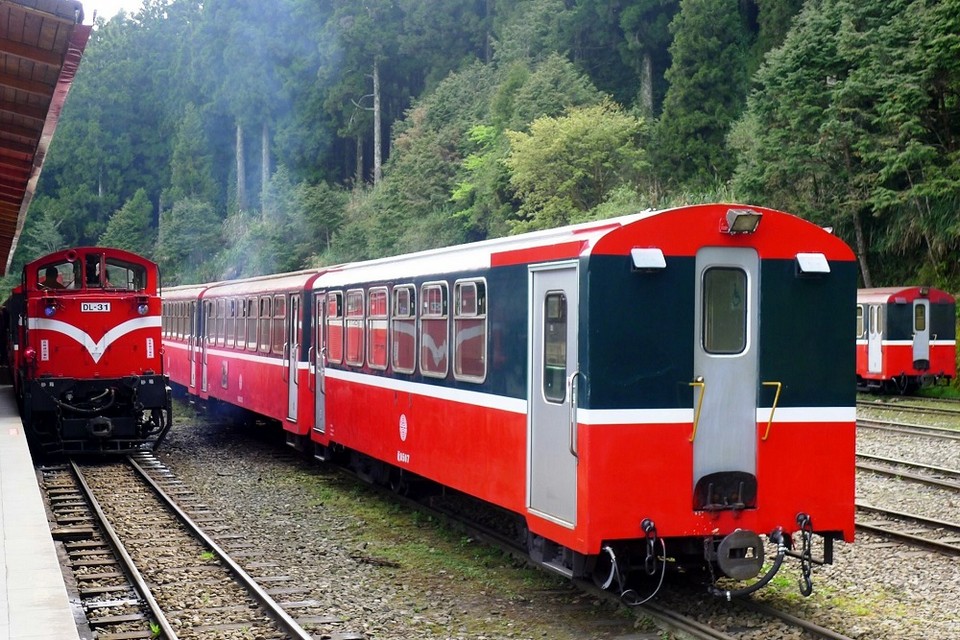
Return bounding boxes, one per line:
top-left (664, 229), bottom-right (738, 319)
top-left (137, 303), bottom-right (149, 315)
top-left (23, 348), bottom-right (36, 363)
top-left (44, 303), bottom-right (57, 317)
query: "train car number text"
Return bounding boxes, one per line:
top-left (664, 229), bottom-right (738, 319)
top-left (81, 302), bottom-right (111, 312)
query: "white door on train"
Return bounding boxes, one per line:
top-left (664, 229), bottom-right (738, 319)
top-left (528, 262), bottom-right (579, 527)
top-left (912, 299), bottom-right (930, 366)
top-left (188, 301), bottom-right (197, 389)
top-left (867, 304), bottom-right (883, 373)
top-left (287, 294), bottom-right (300, 421)
top-left (692, 248), bottom-right (759, 506)
top-left (312, 291), bottom-right (327, 434)
top-left (200, 300), bottom-right (210, 393)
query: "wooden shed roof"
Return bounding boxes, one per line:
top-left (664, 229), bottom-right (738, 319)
top-left (0, 0), bottom-right (90, 274)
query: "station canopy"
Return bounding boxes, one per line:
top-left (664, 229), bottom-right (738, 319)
top-left (0, 0), bottom-right (90, 275)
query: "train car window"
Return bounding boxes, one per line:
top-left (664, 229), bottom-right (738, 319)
top-left (37, 262), bottom-right (69, 290)
top-left (216, 299), bottom-right (226, 346)
top-left (543, 292), bottom-right (567, 402)
top-left (273, 295), bottom-right (286, 354)
top-left (702, 267), bottom-right (747, 354)
top-left (367, 287), bottom-right (388, 370)
top-left (175, 302), bottom-right (182, 339)
top-left (391, 285), bottom-right (416, 374)
top-left (246, 298), bottom-right (258, 351)
top-left (914, 304), bottom-right (926, 332)
top-left (420, 282), bottom-right (449, 378)
top-left (259, 297), bottom-right (273, 353)
top-left (454, 279), bottom-right (487, 382)
top-left (236, 299), bottom-right (247, 349)
top-left (206, 301), bottom-right (216, 345)
top-left (876, 305), bottom-right (884, 335)
top-left (226, 299), bottom-right (237, 348)
top-left (345, 289), bottom-right (365, 366)
top-left (326, 292), bottom-right (344, 364)
top-left (856, 305), bottom-right (865, 338)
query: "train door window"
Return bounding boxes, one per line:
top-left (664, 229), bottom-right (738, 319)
top-left (391, 285), bottom-right (416, 373)
top-left (367, 287), bottom-right (388, 370)
top-left (226, 299), bottom-right (237, 348)
top-left (273, 295), bottom-right (286, 354)
top-left (702, 267), bottom-right (747, 354)
top-left (188, 302), bottom-right (196, 341)
top-left (162, 303), bottom-right (168, 336)
top-left (543, 292), bottom-right (567, 402)
top-left (856, 305), bottom-right (865, 338)
top-left (175, 302), bottom-right (182, 339)
top-left (259, 297), bottom-right (273, 353)
top-left (326, 292), bottom-right (344, 364)
top-left (207, 301), bottom-right (214, 345)
top-left (216, 299), bottom-right (226, 346)
top-left (454, 279), bottom-right (487, 382)
top-left (420, 282), bottom-right (449, 378)
top-left (345, 289), bottom-right (365, 366)
top-left (914, 303), bottom-right (926, 332)
top-left (246, 298), bottom-right (258, 351)
top-left (876, 306), bottom-right (884, 335)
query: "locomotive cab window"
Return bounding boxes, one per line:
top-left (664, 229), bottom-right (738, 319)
top-left (454, 279), bottom-right (487, 382)
top-left (702, 267), bottom-right (747, 354)
top-left (543, 292), bottom-right (567, 403)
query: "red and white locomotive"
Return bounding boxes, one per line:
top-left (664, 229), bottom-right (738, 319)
top-left (856, 286), bottom-right (956, 393)
top-left (2, 247), bottom-right (172, 454)
top-left (163, 204), bottom-right (856, 597)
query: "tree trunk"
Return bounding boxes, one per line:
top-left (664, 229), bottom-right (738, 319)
top-left (261, 121), bottom-right (271, 207)
top-left (355, 136), bottom-right (363, 187)
top-left (852, 208), bottom-right (871, 287)
top-left (236, 121), bottom-right (247, 212)
top-left (373, 57), bottom-right (382, 186)
top-left (639, 52), bottom-right (654, 117)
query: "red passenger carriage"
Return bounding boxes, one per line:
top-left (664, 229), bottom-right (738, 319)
top-left (163, 204), bottom-right (856, 597)
top-left (856, 287), bottom-right (956, 393)
top-left (2, 247), bottom-right (171, 454)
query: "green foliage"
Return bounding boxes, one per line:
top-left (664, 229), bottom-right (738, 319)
top-left (505, 100), bottom-right (649, 231)
top-left (99, 189), bottom-right (156, 257)
top-left (155, 197), bottom-right (223, 285)
top-left (656, 0), bottom-right (751, 190)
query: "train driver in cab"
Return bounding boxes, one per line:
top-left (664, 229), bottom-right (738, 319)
top-left (40, 266), bottom-right (65, 289)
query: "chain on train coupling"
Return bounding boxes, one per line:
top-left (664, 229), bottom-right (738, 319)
top-left (641, 518), bottom-right (658, 575)
top-left (796, 512), bottom-right (814, 596)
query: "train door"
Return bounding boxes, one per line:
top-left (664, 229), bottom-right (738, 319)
top-left (692, 248), bottom-right (759, 510)
top-left (912, 298), bottom-right (930, 367)
top-left (312, 291), bottom-right (327, 434)
top-left (287, 294), bottom-right (301, 420)
top-left (867, 305), bottom-right (883, 373)
top-left (201, 300), bottom-right (211, 393)
top-left (188, 301), bottom-right (197, 389)
top-left (528, 263), bottom-right (579, 527)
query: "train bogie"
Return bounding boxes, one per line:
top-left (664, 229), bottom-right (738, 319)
top-left (163, 204), bottom-right (857, 598)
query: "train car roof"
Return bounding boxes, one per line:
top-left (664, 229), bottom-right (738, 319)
top-left (195, 269), bottom-right (322, 297)
top-left (858, 286), bottom-right (956, 305)
top-left (0, 1), bottom-right (91, 275)
top-left (311, 203), bottom-right (852, 288)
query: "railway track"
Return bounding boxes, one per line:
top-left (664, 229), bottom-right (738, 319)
top-left (856, 416), bottom-right (960, 440)
top-left (39, 452), bottom-right (341, 639)
top-left (858, 398), bottom-right (960, 420)
top-left (856, 453), bottom-right (960, 491)
top-left (856, 503), bottom-right (960, 556)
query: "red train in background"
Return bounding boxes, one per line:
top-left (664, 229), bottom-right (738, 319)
top-left (856, 287), bottom-right (957, 393)
top-left (1, 247), bottom-right (172, 454)
top-left (163, 204), bottom-right (856, 599)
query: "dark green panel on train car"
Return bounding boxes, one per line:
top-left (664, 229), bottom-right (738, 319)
top-left (932, 304), bottom-right (957, 340)
top-left (758, 260), bottom-right (857, 408)
top-left (884, 304), bottom-right (914, 341)
top-left (579, 255), bottom-right (696, 410)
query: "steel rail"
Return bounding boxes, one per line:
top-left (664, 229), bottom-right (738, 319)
top-left (856, 502), bottom-right (960, 556)
top-left (70, 460), bottom-right (179, 639)
top-left (126, 452), bottom-right (315, 640)
top-left (856, 417), bottom-right (960, 440)
top-left (856, 458), bottom-right (960, 491)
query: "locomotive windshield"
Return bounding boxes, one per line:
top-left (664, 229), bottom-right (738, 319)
top-left (35, 253), bottom-right (148, 291)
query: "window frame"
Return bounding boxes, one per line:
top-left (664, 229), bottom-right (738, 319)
top-left (367, 286), bottom-right (389, 370)
top-left (419, 281), bottom-right (449, 378)
top-left (391, 285), bottom-right (416, 374)
top-left (453, 278), bottom-right (487, 383)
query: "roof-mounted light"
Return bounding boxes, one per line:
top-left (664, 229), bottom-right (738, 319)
top-left (723, 208), bottom-right (762, 234)
top-left (631, 247), bottom-right (666, 271)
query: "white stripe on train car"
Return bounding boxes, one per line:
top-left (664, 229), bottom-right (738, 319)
top-left (28, 317), bottom-right (161, 363)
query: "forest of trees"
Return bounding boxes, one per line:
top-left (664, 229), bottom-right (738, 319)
top-left (4, 0), bottom-right (958, 293)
